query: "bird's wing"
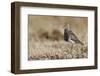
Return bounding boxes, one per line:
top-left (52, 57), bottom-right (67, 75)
top-left (70, 32), bottom-right (83, 44)
top-left (70, 32), bottom-right (79, 41)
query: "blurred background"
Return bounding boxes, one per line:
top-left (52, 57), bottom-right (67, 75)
top-left (28, 15), bottom-right (88, 44)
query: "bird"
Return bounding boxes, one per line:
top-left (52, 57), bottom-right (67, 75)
top-left (64, 24), bottom-right (84, 45)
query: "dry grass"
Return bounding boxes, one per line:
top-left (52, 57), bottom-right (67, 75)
top-left (28, 40), bottom-right (87, 60)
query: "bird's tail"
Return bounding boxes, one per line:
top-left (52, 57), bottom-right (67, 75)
top-left (77, 40), bottom-right (84, 45)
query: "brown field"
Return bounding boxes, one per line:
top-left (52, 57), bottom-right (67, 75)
top-left (28, 15), bottom-right (88, 60)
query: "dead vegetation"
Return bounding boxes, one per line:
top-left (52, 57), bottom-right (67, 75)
top-left (28, 40), bottom-right (87, 60)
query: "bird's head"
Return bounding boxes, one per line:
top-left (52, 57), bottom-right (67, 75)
top-left (64, 24), bottom-right (71, 31)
